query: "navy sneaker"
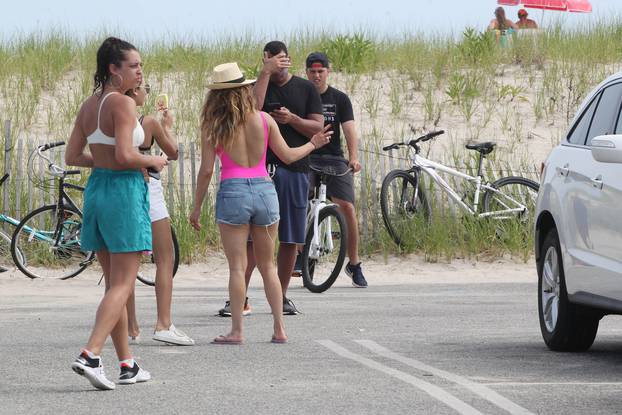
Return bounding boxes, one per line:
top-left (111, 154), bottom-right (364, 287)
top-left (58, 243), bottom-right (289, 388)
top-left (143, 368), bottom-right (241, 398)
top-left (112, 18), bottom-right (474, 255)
top-left (345, 262), bottom-right (368, 288)
top-left (118, 361), bottom-right (151, 385)
top-left (283, 297), bottom-right (300, 315)
top-left (218, 297), bottom-right (252, 317)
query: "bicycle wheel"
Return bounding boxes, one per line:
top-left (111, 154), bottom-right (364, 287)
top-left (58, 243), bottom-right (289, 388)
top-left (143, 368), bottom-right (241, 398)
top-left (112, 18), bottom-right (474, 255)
top-left (482, 176), bottom-right (539, 222)
top-left (136, 225), bottom-right (179, 286)
top-left (11, 205), bottom-right (94, 279)
top-left (380, 169), bottom-right (431, 247)
top-left (0, 230), bottom-right (22, 272)
top-left (301, 205), bottom-right (348, 293)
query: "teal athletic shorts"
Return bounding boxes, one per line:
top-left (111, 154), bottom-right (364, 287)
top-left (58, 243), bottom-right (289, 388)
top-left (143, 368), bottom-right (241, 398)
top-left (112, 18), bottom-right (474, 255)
top-left (81, 168), bottom-right (152, 253)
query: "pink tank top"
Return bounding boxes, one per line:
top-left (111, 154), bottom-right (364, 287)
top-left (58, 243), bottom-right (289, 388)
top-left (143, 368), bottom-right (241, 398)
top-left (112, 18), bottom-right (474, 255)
top-left (216, 112), bottom-right (269, 181)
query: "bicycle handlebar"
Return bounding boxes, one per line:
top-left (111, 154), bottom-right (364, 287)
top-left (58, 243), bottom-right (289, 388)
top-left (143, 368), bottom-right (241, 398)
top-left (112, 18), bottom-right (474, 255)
top-left (34, 142), bottom-right (80, 178)
top-left (382, 130), bottom-right (445, 151)
top-left (418, 130), bottom-right (445, 143)
top-left (40, 141), bottom-right (65, 152)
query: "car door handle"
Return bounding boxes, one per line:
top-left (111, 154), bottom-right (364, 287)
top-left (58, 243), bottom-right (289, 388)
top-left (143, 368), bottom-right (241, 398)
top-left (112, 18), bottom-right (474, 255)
top-left (558, 164), bottom-right (570, 177)
top-left (591, 175), bottom-right (603, 190)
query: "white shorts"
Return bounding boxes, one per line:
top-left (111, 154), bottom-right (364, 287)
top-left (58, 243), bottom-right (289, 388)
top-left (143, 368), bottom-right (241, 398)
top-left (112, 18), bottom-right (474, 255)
top-left (148, 178), bottom-right (169, 223)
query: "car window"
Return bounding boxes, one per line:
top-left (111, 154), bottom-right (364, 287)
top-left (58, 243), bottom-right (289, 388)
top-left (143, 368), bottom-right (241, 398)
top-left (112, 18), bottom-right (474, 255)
top-left (567, 92), bottom-right (600, 145)
top-left (587, 83), bottom-right (622, 145)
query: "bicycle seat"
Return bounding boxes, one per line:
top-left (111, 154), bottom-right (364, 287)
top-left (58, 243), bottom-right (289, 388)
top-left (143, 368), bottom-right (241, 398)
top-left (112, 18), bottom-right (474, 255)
top-left (465, 141), bottom-right (496, 155)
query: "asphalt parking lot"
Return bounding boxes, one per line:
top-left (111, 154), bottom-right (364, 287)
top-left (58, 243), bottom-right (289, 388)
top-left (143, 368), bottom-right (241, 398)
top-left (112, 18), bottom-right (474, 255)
top-left (2, 260), bottom-right (622, 414)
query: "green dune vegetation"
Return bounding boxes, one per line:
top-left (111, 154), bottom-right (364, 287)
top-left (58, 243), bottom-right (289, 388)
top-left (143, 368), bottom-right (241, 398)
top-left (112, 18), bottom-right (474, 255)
top-left (1, 20), bottom-right (621, 263)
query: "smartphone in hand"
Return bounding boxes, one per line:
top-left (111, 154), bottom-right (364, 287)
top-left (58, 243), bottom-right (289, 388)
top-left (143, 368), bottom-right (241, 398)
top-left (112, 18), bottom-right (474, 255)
top-left (266, 102), bottom-right (282, 112)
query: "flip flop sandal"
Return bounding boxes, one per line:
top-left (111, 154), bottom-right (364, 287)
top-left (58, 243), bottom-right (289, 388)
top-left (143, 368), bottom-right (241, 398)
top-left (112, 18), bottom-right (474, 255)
top-left (212, 335), bottom-right (243, 345)
top-left (271, 336), bottom-right (288, 344)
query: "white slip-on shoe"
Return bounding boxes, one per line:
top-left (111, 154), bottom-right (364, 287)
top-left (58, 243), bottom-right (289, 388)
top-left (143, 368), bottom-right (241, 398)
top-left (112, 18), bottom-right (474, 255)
top-left (153, 324), bottom-right (195, 346)
top-left (118, 361), bottom-right (151, 385)
top-left (71, 352), bottom-right (115, 391)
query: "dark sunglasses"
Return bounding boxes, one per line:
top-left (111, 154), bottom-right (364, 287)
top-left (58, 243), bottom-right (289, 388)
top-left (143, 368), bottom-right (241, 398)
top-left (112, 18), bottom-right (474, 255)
top-left (141, 84), bottom-right (151, 94)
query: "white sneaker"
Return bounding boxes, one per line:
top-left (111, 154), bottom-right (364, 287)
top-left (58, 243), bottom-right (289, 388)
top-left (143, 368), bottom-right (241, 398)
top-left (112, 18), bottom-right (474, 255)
top-left (128, 335), bottom-right (140, 345)
top-left (153, 324), bottom-right (195, 346)
top-left (71, 352), bottom-right (115, 390)
top-left (118, 362), bottom-right (151, 385)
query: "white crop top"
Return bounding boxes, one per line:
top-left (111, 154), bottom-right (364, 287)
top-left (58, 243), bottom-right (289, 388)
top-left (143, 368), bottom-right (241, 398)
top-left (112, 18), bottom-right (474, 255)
top-left (86, 92), bottom-right (145, 147)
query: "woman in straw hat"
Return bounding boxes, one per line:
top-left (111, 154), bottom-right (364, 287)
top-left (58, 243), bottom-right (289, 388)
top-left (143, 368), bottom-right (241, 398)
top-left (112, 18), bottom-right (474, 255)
top-left (190, 62), bottom-right (331, 344)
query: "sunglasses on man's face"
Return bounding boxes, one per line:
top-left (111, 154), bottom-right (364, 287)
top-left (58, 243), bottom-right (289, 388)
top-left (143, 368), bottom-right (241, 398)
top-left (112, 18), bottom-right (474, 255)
top-left (142, 84), bottom-right (151, 94)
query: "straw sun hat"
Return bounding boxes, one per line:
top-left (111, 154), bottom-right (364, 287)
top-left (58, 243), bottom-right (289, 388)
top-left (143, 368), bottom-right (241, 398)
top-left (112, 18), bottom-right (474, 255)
top-left (207, 62), bottom-right (256, 90)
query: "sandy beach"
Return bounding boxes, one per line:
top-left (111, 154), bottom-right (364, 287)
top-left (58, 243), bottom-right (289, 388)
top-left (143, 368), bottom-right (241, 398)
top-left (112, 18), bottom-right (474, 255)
top-left (0, 253), bottom-right (537, 309)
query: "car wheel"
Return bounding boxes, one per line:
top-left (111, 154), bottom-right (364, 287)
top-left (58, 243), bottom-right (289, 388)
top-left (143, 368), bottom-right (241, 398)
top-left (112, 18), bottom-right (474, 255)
top-left (538, 228), bottom-right (600, 352)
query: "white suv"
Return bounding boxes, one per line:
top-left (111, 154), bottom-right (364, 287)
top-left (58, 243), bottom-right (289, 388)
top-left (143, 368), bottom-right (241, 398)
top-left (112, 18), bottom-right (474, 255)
top-left (535, 72), bottom-right (622, 352)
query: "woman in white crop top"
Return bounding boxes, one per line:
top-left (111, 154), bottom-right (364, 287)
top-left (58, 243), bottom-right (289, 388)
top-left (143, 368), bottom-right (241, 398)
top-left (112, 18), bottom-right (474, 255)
top-left (65, 37), bottom-right (168, 391)
top-left (123, 84), bottom-right (195, 346)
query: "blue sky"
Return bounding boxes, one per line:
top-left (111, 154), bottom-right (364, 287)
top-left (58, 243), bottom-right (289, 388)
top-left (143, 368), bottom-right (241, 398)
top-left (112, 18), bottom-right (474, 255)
top-left (2, 0), bottom-right (621, 42)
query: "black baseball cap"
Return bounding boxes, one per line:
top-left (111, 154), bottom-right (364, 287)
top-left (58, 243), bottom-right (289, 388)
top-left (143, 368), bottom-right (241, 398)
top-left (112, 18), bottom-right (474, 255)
top-left (306, 52), bottom-right (329, 69)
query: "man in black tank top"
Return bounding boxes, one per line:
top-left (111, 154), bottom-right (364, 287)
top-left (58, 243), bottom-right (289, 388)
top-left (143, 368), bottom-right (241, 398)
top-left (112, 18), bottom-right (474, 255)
top-left (305, 52), bottom-right (367, 288)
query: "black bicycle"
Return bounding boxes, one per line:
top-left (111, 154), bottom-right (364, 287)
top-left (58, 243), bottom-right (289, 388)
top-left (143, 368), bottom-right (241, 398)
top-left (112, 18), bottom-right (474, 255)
top-left (11, 142), bottom-right (179, 285)
top-left (11, 142), bottom-right (94, 279)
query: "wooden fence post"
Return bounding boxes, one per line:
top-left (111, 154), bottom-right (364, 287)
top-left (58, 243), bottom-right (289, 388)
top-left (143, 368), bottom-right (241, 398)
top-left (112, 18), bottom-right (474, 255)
top-left (190, 142), bottom-right (196, 204)
top-left (167, 159), bottom-right (175, 219)
top-left (15, 139), bottom-right (23, 218)
top-left (27, 141), bottom-right (32, 214)
top-left (3, 120), bottom-right (11, 214)
top-left (358, 147), bottom-right (368, 240)
top-left (178, 143), bottom-right (185, 214)
top-left (369, 148), bottom-right (378, 239)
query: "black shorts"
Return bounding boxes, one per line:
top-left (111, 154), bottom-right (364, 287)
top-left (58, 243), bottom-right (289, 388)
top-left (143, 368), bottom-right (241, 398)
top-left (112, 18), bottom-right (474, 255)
top-left (308, 154), bottom-right (355, 204)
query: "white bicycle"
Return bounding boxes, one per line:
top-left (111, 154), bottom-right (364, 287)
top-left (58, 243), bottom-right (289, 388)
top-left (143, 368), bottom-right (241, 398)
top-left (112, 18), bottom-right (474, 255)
top-left (300, 165), bottom-right (351, 293)
top-left (380, 130), bottom-right (539, 247)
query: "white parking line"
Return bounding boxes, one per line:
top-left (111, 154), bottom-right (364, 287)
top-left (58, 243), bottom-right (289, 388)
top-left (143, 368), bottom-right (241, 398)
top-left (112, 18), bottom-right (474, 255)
top-left (317, 340), bottom-right (484, 415)
top-left (484, 382), bottom-right (622, 386)
top-left (356, 340), bottom-right (534, 415)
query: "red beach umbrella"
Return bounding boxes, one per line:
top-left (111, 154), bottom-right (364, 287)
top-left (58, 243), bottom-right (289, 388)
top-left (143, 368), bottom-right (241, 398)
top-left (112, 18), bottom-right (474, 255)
top-left (497, 0), bottom-right (592, 13)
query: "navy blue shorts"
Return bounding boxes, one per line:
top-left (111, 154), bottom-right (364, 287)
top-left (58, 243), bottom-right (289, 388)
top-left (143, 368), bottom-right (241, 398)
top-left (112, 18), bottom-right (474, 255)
top-left (215, 177), bottom-right (280, 226)
top-left (272, 167), bottom-right (309, 244)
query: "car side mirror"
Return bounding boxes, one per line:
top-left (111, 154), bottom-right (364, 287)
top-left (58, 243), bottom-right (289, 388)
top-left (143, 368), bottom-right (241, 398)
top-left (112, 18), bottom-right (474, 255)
top-left (591, 134), bottom-right (622, 164)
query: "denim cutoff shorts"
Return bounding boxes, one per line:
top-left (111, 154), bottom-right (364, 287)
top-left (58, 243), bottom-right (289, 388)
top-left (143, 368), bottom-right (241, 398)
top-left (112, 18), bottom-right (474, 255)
top-left (81, 168), bottom-right (151, 253)
top-left (215, 177), bottom-right (280, 226)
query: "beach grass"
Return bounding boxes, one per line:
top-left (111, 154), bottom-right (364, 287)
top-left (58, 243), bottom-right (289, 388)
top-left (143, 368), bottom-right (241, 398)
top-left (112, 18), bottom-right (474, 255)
top-left (2, 19), bottom-right (622, 263)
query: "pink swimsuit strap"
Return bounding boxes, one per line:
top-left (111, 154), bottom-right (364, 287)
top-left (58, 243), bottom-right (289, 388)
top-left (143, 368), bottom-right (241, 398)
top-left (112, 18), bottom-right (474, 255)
top-left (217, 112), bottom-right (269, 181)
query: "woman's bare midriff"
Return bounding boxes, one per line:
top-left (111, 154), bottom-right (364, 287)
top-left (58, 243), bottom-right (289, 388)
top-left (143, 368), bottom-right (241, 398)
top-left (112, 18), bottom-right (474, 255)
top-left (89, 144), bottom-right (140, 170)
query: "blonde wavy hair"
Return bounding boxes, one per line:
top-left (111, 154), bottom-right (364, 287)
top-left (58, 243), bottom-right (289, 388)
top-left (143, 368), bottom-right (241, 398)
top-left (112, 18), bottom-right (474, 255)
top-left (200, 84), bottom-right (256, 150)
